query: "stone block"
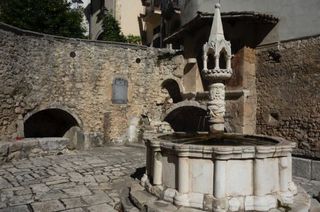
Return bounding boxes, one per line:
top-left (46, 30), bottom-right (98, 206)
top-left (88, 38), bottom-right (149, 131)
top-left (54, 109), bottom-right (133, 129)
top-left (87, 203), bottom-right (116, 212)
top-left (62, 185), bottom-right (92, 197)
top-left (61, 197), bottom-right (87, 209)
top-left (7, 151), bottom-right (22, 161)
top-left (31, 200), bottom-right (65, 212)
top-left (8, 142), bottom-right (22, 153)
top-left (130, 189), bottom-right (157, 210)
top-left (82, 193), bottom-right (112, 205)
top-left (0, 205), bottom-right (30, 212)
top-left (39, 138), bottom-right (68, 151)
top-left (22, 139), bottom-right (39, 154)
top-left (311, 160), bottom-right (320, 181)
top-left (0, 143), bottom-right (9, 157)
top-left (293, 157), bottom-right (312, 179)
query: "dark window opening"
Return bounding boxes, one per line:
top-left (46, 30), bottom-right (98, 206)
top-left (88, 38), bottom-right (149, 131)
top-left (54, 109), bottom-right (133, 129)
top-left (24, 109), bottom-right (79, 138)
top-left (207, 53), bottom-right (215, 70)
top-left (219, 50), bottom-right (227, 69)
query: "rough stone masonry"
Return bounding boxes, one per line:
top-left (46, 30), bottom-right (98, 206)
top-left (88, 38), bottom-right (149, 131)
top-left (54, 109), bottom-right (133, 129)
top-left (0, 23), bottom-right (184, 146)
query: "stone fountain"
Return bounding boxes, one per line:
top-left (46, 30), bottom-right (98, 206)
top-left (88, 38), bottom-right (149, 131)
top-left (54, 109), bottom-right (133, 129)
top-left (139, 3), bottom-right (298, 212)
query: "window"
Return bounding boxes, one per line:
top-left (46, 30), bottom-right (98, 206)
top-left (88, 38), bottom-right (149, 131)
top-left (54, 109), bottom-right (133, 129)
top-left (112, 78), bottom-right (128, 104)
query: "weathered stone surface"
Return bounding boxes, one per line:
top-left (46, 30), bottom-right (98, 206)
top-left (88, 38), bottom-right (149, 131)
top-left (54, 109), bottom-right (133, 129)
top-left (0, 145), bottom-right (145, 212)
top-left (311, 160), bottom-right (320, 181)
top-left (293, 157), bottom-right (312, 179)
top-left (87, 203), bottom-right (116, 212)
top-left (30, 184), bottom-right (50, 195)
top-left (38, 138), bottom-right (68, 151)
top-left (62, 185), bottom-right (92, 197)
top-left (130, 189), bottom-right (157, 209)
top-left (61, 197), bottom-right (87, 209)
top-left (63, 208), bottom-right (85, 212)
top-left (31, 200), bottom-right (65, 212)
top-left (0, 24), bottom-right (180, 147)
top-left (0, 177), bottom-right (12, 189)
top-left (256, 37), bottom-right (320, 159)
top-left (0, 144), bottom-right (9, 158)
top-left (0, 205), bottom-right (30, 212)
top-left (82, 193), bottom-right (112, 205)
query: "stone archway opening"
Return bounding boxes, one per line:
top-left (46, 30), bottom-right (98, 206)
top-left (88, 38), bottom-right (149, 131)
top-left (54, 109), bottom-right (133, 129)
top-left (24, 109), bottom-right (80, 138)
top-left (161, 79), bottom-right (182, 103)
top-left (163, 105), bottom-right (208, 132)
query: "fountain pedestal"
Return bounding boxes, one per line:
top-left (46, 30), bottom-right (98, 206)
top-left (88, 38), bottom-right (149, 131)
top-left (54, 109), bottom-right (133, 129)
top-left (143, 134), bottom-right (297, 211)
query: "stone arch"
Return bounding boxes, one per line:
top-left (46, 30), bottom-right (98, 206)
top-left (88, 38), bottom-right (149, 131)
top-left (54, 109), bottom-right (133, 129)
top-left (162, 101), bottom-right (208, 132)
top-left (24, 107), bottom-right (82, 138)
top-left (161, 78), bottom-right (183, 103)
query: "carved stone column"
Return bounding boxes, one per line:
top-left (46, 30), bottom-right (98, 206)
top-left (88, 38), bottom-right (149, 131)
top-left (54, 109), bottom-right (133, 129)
top-left (208, 83), bottom-right (226, 133)
top-left (201, 3), bottom-right (233, 135)
top-left (151, 142), bottom-right (162, 186)
top-left (213, 159), bottom-right (228, 212)
top-left (174, 148), bottom-right (190, 206)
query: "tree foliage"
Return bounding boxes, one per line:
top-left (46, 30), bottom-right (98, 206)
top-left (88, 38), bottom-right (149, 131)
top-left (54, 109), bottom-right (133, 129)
top-left (99, 12), bottom-right (142, 44)
top-left (0, 0), bottom-right (85, 38)
top-left (125, 35), bottom-right (142, 45)
top-left (99, 11), bottom-right (126, 42)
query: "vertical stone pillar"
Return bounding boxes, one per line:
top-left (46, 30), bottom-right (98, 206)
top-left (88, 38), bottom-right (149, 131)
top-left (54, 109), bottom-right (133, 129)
top-left (253, 158), bottom-right (265, 196)
top-left (287, 155), bottom-right (293, 183)
top-left (174, 149), bottom-right (190, 206)
top-left (178, 156), bottom-right (189, 194)
top-left (279, 157), bottom-right (289, 192)
top-left (152, 146), bottom-right (162, 186)
top-left (214, 160), bottom-right (226, 198)
top-left (208, 83), bottom-right (226, 134)
top-left (279, 156), bottom-right (294, 204)
top-left (16, 115), bottom-right (24, 139)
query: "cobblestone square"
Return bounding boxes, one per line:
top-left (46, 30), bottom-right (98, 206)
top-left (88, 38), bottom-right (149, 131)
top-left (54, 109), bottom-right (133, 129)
top-left (0, 146), bottom-right (145, 212)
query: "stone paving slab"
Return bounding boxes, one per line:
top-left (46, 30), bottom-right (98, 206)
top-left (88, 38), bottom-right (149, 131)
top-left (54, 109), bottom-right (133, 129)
top-left (0, 146), bottom-right (145, 212)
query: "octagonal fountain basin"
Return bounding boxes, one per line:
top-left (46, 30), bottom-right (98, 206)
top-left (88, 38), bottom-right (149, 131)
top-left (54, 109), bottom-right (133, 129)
top-left (143, 133), bottom-right (297, 212)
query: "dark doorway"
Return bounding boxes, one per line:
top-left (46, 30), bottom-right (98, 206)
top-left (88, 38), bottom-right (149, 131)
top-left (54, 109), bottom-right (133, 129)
top-left (24, 109), bottom-right (79, 138)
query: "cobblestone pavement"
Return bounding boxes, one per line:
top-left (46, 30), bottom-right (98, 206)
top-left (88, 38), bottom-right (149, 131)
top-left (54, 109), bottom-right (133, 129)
top-left (0, 145), bottom-right (319, 212)
top-left (0, 146), bottom-right (145, 212)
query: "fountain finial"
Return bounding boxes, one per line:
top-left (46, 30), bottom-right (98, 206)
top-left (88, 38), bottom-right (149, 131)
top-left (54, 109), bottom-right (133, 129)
top-left (208, 2), bottom-right (225, 42)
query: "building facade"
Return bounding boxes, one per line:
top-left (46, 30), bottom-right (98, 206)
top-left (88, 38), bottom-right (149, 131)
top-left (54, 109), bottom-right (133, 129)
top-left (87, 0), bottom-right (143, 40)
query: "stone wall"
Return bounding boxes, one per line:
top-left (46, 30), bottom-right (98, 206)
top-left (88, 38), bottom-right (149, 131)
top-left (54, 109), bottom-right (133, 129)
top-left (256, 36), bottom-right (320, 158)
top-left (0, 23), bottom-right (183, 145)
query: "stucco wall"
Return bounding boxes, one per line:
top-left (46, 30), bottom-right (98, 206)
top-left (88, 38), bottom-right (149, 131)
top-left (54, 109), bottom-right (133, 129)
top-left (256, 36), bottom-right (320, 158)
top-left (180, 0), bottom-right (320, 45)
top-left (0, 23), bottom-right (183, 143)
top-left (117, 0), bottom-right (142, 36)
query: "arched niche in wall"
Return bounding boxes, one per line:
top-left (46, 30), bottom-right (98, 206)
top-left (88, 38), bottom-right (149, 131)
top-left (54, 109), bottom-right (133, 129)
top-left (163, 101), bottom-right (208, 132)
top-left (161, 79), bottom-right (182, 103)
top-left (24, 108), bottom-right (81, 138)
top-left (112, 77), bottom-right (128, 104)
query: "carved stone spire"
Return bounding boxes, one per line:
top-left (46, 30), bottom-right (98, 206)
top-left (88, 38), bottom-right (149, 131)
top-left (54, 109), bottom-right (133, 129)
top-left (201, 2), bottom-right (233, 135)
top-left (208, 3), bottom-right (225, 43)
